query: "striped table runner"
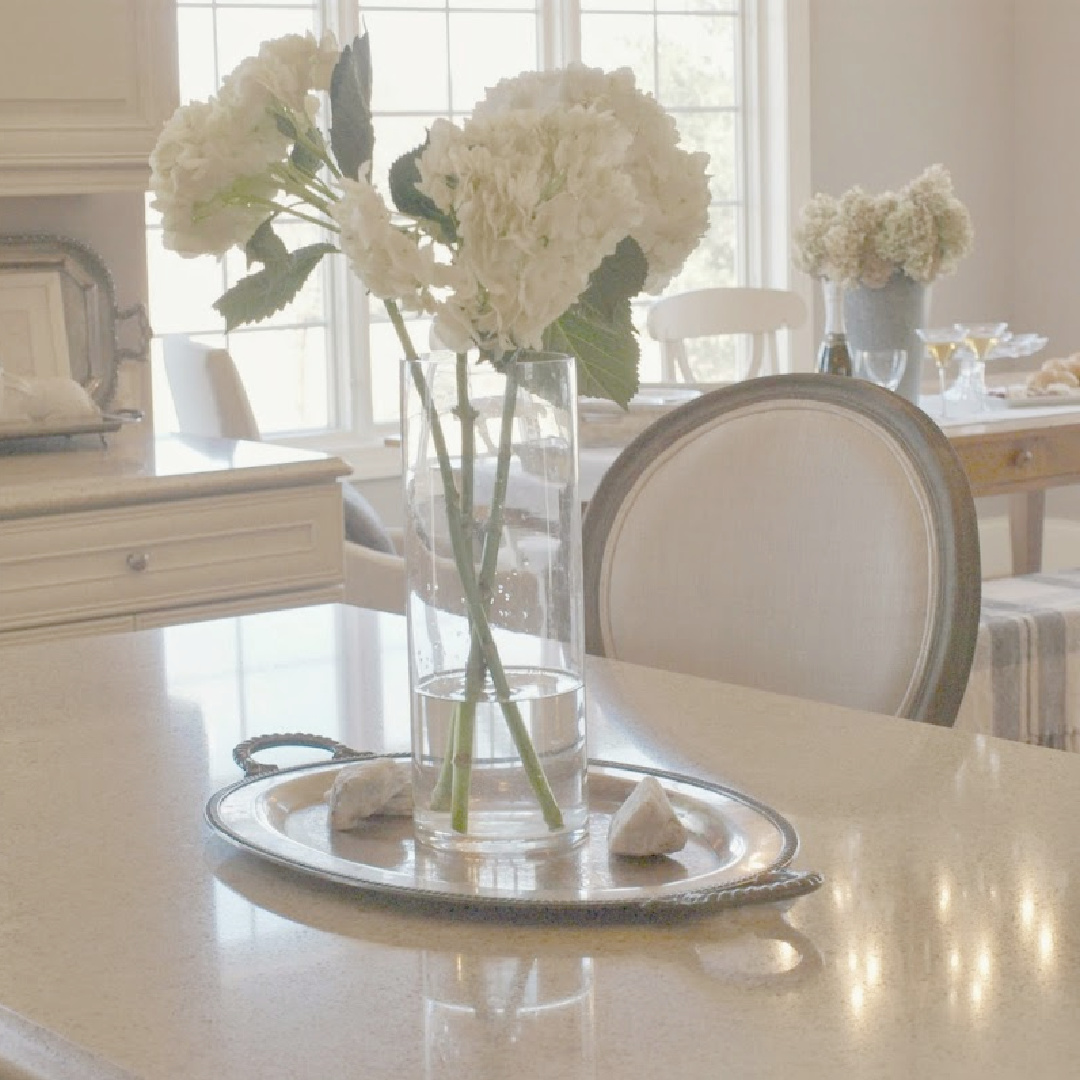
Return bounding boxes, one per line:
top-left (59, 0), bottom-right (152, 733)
top-left (956, 570), bottom-right (1080, 750)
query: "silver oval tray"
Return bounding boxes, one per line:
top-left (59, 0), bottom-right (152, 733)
top-left (207, 739), bottom-right (821, 914)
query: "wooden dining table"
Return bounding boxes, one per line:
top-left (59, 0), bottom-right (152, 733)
top-left (935, 396), bottom-right (1080, 574)
top-left (1, 602), bottom-right (1078, 1078)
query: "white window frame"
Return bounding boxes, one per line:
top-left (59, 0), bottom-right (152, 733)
top-left (153, 0), bottom-right (810, 478)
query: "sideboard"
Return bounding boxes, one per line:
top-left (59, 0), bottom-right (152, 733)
top-left (0, 435), bottom-right (351, 645)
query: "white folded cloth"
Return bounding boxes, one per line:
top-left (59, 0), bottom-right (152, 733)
top-left (0, 374), bottom-right (100, 422)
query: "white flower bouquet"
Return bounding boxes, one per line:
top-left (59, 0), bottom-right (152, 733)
top-left (792, 165), bottom-right (974, 288)
top-left (150, 31), bottom-right (710, 838)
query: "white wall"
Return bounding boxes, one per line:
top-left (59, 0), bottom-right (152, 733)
top-left (806, 0), bottom-right (1015, 330)
top-left (1012, 1), bottom-right (1080, 358)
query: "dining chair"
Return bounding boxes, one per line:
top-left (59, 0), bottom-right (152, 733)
top-left (161, 335), bottom-right (261, 441)
top-left (582, 374), bottom-right (982, 725)
top-left (161, 335), bottom-right (407, 615)
top-left (646, 287), bottom-right (808, 383)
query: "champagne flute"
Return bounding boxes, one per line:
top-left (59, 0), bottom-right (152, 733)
top-left (917, 327), bottom-right (967, 420)
top-left (955, 321), bottom-right (1009, 410)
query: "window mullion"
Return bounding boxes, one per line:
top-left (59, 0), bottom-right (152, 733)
top-left (548, 0), bottom-right (580, 68)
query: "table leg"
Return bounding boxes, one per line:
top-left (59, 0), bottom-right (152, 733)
top-left (1008, 490), bottom-right (1046, 576)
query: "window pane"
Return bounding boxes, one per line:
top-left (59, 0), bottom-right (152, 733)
top-left (365, 12), bottom-right (449, 112)
top-left (215, 8), bottom-right (318, 78)
top-left (176, 7), bottom-right (217, 102)
top-left (449, 13), bottom-right (538, 111)
top-left (229, 325), bottom-right (331, 432)
top-left (579, 14), bottom-right (655, 94)
top-left (151, 0), bottom-right (761, 441)
top-left (632, 304), bottom-right (664, 383)
top-left (581, 0), bottom-right (653, 12)
top-left (673, 109), bottom-right (738, 202)
top-left (670, 207), bottom-right (738, 292)
top-left (656, 14), bottom-right (737, 108)
top-left (368, 317), bottom-right (429, 424)
top-left (147, 239), bottom-right (227, 335)
top-left (449, 0), bottom-right (535, 9)
top-left (177, 0), bottom-right (314, 6)
top-left (655, 0), bottom-right (738, 12)
top-left (684, 333), bottom-right (738, 382)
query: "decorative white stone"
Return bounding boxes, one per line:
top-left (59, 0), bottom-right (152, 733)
top-left (328, 759), bottom-right (411, 831)
top-left (608, 775), bottom-right (688, 856)
top-left (380, 782), bottom-right (414, 817)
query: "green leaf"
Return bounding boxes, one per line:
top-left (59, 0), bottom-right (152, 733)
top-left (214, 242), bottom-right (336, 331)
top-left (244, 219), bottom-right (288, 269)
top-left (543, 298), bottom-right (640, 406)
top-left (389, 143), bottom-right (456, 242)
top-left (580, 237), bottom-right (648, 320)
top-left (329, 33), bottom-right (374, 180)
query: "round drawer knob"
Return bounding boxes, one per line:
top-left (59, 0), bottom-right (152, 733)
top-left (125, 552), bottom-right (150, 572)
top-left (1012, 448), bottom-right (1034, 467)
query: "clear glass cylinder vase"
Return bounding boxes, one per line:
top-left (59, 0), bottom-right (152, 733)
top-left (401, 350), bottom-right (588, 855)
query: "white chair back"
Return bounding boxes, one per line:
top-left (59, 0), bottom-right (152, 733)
top-left (582, 374), bottom-right (981, 725)
top-left (162, 335), bottom-right (260, 441)
top-left (646, 287), bottom-right (808, 382)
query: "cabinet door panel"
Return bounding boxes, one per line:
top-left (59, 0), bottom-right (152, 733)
top-left (0, 0), bottom-right (179, 193)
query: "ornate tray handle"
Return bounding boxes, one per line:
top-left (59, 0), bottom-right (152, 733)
top-left (115, 302), bottom-right (152, 364)
top-left (232, 732), bottom-right (371, 778)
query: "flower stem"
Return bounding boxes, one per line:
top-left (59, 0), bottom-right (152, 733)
top-left (430, 353), bottom-right (480, 815)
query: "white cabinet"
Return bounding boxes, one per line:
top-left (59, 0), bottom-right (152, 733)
top-left (0, 0), bottom-right (179, 194)
top-left (0, 436), bottom-right (351, 644)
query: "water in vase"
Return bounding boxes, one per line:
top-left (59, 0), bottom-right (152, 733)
top-left (412, 666), bottom-right (588, 854)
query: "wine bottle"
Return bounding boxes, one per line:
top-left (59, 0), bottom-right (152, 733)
top-left (817, 278), bottom-right (853, 376)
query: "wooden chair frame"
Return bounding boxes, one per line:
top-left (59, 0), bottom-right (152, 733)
top-left (582, 374), bottom-right (982, 725)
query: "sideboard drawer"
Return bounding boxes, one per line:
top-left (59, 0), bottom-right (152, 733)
top-left (950, 424), bottom-right (1080, 495)
top-left (0, 486), bottom-right (344, 632)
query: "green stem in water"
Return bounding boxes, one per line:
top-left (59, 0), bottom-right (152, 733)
top-left (430, 352), bottom-right (480, 815)
top-left (444, 354), bottom-right (520, 830)
top-left (387, 304), bottom-right (562, 832)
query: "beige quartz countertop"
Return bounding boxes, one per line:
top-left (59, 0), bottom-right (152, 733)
top-left (0, 435), bottom-right (350, 519)
top-left (1, 604), bottom-right (1079, 1078)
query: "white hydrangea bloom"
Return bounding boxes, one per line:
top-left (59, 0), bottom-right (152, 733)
top-left (793, 165), bottom-right (973, 287)
top-left (223, 32), bottom-right (339, 123)
top-left (331, 178), bottom-right (438, 311)
top-left (150, 32), bottom-right (339, 258)
top-left (475, 64), bottom-right (710, 293)
top-left (416, 106), bottom-right (641, 351)
top-left (149, 97), bottom-right (286, 256)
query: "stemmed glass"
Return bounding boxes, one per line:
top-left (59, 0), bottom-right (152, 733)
top-left (954, 322), bottom-right (1009, 411)
top-left (855, 348), bottom-right (907, 392)
top-left (916, 327), bottom-right (967, 420)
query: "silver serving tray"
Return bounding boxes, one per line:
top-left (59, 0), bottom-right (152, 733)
top-left (207, 736), bottom-right (821, 914)
top-left (0, 414), bottom-right (124, 442)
